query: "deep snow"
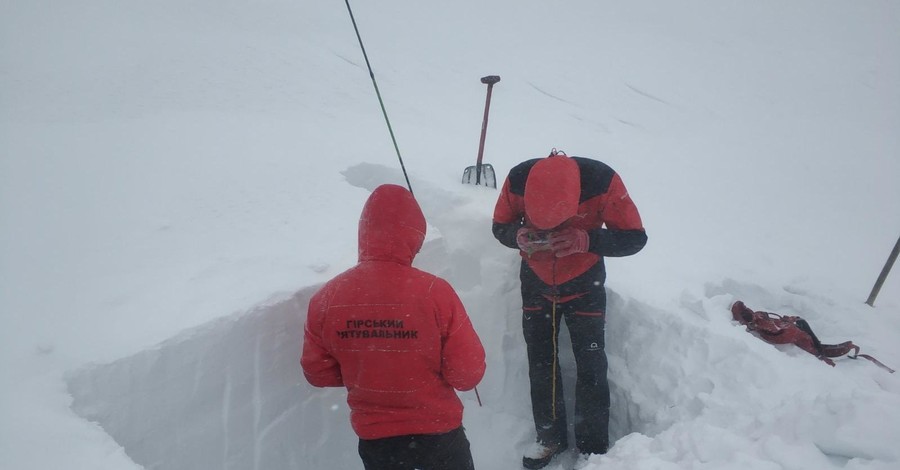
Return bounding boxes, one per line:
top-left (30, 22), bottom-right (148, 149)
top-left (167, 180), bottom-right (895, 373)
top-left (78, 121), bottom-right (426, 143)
top-left (1, 1), bottom-right (899, 469)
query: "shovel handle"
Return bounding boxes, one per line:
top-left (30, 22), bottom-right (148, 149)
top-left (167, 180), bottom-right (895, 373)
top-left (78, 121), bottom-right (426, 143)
top-left (475, 76), bottom-right (500, 185)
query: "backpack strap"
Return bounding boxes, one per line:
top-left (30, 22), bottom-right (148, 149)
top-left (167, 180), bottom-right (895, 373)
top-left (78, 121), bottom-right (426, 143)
top-left (792, 318), bottom-right (824, 352)
top-left (857, 354), bottom-right (896, 373)
top-left (819, 341), bottom-right (857, 358)
top-left (820, 341), bottom-right (895, 373)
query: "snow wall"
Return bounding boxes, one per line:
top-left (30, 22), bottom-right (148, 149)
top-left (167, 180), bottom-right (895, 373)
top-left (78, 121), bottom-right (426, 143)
top-left (65, 288), bottom-right (658, 469)
top-left (66, 165), bottom-right (899, 469)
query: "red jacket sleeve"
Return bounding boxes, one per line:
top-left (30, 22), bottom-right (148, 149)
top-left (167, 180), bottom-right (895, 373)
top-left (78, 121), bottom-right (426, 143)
top-left (492, 176), bottom-right (522, 224)
top-left (492, 176), bottom-right (525, 249)
top-left (601, 173), bottom-right (643, 231)
top-left (590, 172), bottom-right (647, 257)
top-left (432, 278), bottom-right (486, 391)
top-left (300, 288), bottom-right (344, 388)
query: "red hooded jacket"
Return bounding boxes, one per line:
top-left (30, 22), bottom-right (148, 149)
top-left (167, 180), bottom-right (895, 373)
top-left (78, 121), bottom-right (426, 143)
top-left (493, 154), bottom-right (647, 289)
top-left (301, 184), bottom-right (486, 440)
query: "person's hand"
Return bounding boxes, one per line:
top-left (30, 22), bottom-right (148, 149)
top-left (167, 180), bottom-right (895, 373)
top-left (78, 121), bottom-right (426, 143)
top-left (516, 228), bottom-right (553, 254)
top-left (549, 227), bottom-right (589, 257)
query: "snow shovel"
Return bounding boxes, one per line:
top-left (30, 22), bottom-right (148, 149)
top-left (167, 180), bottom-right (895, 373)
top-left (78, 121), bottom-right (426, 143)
top-left (462, 75), bottom-right (501, 188)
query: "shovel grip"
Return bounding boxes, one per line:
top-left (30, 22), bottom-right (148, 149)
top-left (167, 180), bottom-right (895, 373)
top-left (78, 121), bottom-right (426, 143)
top-left (481, 75), bottom-right (501, 85)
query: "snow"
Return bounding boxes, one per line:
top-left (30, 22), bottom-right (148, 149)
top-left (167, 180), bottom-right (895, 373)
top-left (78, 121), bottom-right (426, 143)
top-left (1, 0), bottom-right (899, 469)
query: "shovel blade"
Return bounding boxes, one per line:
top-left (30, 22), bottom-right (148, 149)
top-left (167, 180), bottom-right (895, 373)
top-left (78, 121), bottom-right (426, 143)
top-left (462, 164), bottom-right (497, 189)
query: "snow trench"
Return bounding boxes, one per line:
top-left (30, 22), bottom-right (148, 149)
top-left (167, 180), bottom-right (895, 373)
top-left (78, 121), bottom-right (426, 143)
top-left (65, 286), bottom-right (689, 469)
top-left (67, 164), bottom-right (896, 469)
top-left (63, 165), bottom-right (714, 468)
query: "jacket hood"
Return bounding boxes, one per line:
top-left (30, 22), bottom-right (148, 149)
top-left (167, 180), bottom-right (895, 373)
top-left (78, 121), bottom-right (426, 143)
top-left (525, 154), bottom-right (581, 229)
top-left (358, 184), bottom-right (426, 265)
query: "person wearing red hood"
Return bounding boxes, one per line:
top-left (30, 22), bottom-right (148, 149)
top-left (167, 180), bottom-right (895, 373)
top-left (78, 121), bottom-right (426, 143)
top-left (492, 150), bottom-right (647, 469)
top-left (302, 184), bottom-right (486, 470)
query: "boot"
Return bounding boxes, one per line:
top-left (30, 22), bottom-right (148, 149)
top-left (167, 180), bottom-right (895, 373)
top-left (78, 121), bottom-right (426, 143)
top-left (522, 442), bottom-right (567, 469)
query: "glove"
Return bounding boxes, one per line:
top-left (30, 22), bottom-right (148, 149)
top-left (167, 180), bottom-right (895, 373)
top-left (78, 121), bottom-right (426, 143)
top-left (516, 228), bottom-right (553, 255)
top-left (549, 227), bottom-right (589, 258)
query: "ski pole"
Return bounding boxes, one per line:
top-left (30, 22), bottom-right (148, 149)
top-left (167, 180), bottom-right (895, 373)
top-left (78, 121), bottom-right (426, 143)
top-left (343, 0), bottom-right (414, 196)
top-left (866, 234), bottom-right (900, 307)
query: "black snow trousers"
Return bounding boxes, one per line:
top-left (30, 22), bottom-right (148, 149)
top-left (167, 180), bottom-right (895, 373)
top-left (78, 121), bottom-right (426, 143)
top-left (358, 426), bottom-right (475, 470)
top-left (521, 266), bottom-right (610, 455)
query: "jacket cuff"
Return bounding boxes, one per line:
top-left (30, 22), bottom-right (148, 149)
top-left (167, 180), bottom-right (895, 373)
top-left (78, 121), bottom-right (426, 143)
top-left (492, 221), bottom-right (522, 249)
top-left (589, 229), bottom-right (647, 257)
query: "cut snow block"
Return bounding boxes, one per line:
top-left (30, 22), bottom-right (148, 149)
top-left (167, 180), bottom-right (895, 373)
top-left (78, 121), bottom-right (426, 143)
top-left (67, 287), bottom-right (360, 470)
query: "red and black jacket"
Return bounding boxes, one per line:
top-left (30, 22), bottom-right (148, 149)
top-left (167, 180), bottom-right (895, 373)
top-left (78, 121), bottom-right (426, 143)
top-left (493, 156), bottom-right (647, 298)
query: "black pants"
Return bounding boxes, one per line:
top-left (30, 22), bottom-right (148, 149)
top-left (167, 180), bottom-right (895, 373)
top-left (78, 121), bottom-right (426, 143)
top-left (358, 427), bottom-right (475, 470)
top-left (522, 286), bottom-right (610, 455)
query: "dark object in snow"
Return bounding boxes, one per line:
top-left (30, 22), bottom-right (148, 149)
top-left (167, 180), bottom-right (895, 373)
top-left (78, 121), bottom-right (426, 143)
top-left (462, 75), bottom-right (500, 189)
top-left (731, 301), bottom-right (894, 373)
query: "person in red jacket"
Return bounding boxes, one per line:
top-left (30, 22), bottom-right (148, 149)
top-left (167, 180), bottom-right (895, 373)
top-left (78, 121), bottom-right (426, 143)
top-left (302, 183), bottom-right (486, 470)
top-left (492, 149), bottom-right (647, 469)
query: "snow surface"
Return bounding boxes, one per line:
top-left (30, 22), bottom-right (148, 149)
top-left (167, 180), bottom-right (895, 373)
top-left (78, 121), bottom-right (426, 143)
top-left (2, 1), bottom-right (899, 469)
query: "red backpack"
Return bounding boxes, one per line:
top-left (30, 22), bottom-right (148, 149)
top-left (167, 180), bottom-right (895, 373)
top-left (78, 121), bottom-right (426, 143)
top-left (731, 301), bottom-right (894, 373)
